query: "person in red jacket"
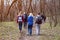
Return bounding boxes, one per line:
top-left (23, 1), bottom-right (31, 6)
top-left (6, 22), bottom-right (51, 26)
top-left (17, 11), bottom-right (23, 33)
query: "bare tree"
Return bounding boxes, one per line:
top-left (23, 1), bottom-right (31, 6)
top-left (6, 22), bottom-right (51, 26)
top-left (0, 0), bottom-right (4, 22)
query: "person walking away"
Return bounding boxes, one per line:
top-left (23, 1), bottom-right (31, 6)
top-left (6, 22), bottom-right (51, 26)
top-left (35, 13), bottom-right (42, 35)
top-left (23, 12), bottom-right (28, 28)
top-left (41, 14), bottom-right (46, 23)
top-left (27, 13), bottom-right (34, 36)
top-left (17, 11), bottom-right (23, 33)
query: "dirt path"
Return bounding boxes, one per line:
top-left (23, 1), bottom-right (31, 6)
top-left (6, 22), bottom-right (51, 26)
top-left (18, 27), bottom-right (56, 40)
top-left (18, 22), bottom-right (60, 40)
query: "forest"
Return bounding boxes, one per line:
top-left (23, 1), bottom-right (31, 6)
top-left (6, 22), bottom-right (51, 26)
top-left (0, 0), bottom-right (60, 27)
top-left (0, 0), bottom-right (60, 40)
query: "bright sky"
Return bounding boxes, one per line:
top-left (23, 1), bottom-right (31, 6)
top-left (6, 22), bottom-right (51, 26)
top-left (4, 0), bottom-right (13, 6)
top-left (4, 0), bottom-right (50, 6)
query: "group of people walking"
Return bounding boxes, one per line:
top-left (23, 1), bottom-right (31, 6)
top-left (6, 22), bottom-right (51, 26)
top-left (17, 11), bottom-right (46, 36)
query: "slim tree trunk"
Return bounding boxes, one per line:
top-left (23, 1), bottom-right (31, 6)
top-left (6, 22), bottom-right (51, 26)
top-left (1, 0), bottom-right (4, 22)
top-left (27, 0), bottom-right (33, 13)
top-left (17, 0), bottom-right (22, 11)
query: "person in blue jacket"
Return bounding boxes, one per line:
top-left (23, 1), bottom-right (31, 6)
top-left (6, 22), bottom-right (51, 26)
top-left (27, 13), bottom-right (34, 36)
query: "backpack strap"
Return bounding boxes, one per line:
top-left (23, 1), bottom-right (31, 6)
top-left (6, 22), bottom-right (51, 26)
top-left (35, 15), bottom-right (42, 24)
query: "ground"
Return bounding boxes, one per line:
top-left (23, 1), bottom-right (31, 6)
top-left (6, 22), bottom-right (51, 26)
top-left (0, 22), bottom-right (60, 40)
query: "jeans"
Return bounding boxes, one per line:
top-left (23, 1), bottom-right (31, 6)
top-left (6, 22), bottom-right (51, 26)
top-left (19, 22), bottom-right (22, 31)
top-left (36, 24), bottom-right (40, 35)
top-left (24, 22), bottom-right (27, 28)
top-left (28, 25), bottom-right (33, 35)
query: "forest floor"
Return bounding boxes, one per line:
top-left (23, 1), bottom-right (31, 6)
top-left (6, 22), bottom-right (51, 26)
top-left (0, 22), bottom-right (60, 40)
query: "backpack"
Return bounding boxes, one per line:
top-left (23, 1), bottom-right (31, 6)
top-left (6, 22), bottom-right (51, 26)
top-left (36, 16), bottom-right (42, 24)
top-left (18, 16), bottom-right (22, 22)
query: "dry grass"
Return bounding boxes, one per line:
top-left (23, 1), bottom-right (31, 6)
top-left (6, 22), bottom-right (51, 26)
top-left (0, 22), bottom-right (60, 40)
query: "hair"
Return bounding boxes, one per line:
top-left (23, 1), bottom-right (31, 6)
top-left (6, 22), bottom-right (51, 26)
top-left (23, 12), bottom-right (25, 14)
top-left (29, 13), bottom-right (33, 16)
top-left (38, 13), bottom-right (40, 15)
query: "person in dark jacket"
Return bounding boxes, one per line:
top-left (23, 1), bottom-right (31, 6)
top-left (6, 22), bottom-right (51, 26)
top-left (35, 13), bottom-right (42, 35)
top-left (23, 12), bottom-right (28, 28)
top-left (27, 13), bottom-right (34, 35)
top-left (41, 14), bottom-right (46, 23)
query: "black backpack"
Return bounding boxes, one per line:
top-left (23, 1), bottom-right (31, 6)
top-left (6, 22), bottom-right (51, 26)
top-left (36, 16), bottom-right (42, 24)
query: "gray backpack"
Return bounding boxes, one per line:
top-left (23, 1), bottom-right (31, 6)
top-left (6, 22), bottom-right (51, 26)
top-left (36, 16), bottom-right (42, 24)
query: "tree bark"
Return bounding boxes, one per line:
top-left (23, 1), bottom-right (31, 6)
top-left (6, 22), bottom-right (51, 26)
top-left (1, 0), bottom-right (4, 22)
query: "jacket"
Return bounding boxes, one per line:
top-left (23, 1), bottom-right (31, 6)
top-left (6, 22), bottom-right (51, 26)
top-left (27, 16), bottom-right (33, 25)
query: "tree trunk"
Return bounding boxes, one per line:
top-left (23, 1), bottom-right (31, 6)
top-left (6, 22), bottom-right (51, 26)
top-left (4, 0), bottom-right (17, 21)
top-left (1, 0), bottom-right (4, 22)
